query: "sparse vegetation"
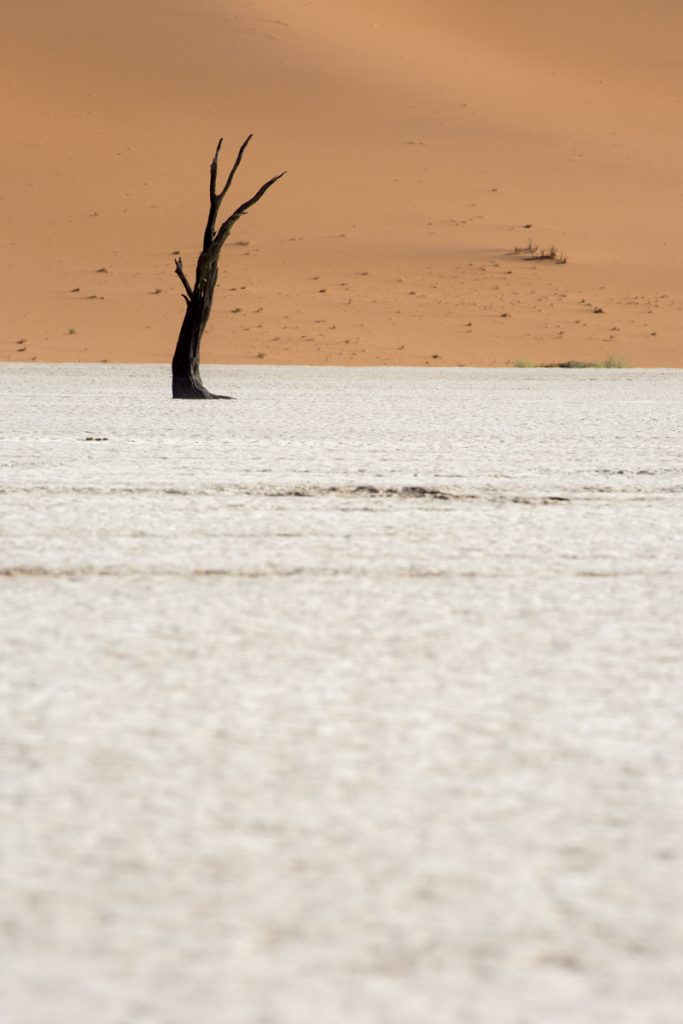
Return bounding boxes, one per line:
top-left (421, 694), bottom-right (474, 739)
top-left (513, 356), bottom-right (628, 369)
top-left (544, 360), bottom-right (595, 369)
top-left (531, 245), bottom-right (567, 264)
top-left (601, 354), bottom-right (627, 368)
top-left (511, 241), bottom-right (536, 256)
top-left (510, 240), bottom-right (567, 264)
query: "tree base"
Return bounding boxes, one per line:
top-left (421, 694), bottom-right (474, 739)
top-left (172, 375), bottom-right (234, 400)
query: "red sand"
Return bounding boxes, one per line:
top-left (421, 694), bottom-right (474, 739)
top-left (2, 0), bottom-right (682, 366)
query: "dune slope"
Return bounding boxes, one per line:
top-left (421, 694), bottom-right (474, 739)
top-left (2, 0), bottom-right (682, 366)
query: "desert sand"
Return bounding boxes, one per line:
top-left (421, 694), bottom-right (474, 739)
top-left (2, 0), bottom-right (682, 367)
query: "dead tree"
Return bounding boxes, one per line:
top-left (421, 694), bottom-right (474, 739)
top-left (171, 136), bottom-right (284, 398)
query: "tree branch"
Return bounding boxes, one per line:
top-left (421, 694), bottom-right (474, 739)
top-left (204, 135), bottom-right (253, 248)
top-left (217, 134), bottom-right (253, 201)
top-left (174, 256), bottom-right (194, 300)
top-left (213, 171), bottom-right (286, 250)
top-left (209, 138), bottom-right (223, 202)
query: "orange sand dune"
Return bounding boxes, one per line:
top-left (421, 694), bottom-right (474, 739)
top-left (2, 0), bottom-right (682, 366)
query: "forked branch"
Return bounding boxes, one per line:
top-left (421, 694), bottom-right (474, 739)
top-left (204, 134), bottom-right (255, 248)
top-left (214, 172), bottom-right (286, 249)
top-left (174, 257), bottom-right (194, 300)
top-left (217, 134), bottom-right (253, 201)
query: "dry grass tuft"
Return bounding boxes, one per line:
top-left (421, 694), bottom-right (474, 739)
top-left (510, 239), bottom-right (567, 264)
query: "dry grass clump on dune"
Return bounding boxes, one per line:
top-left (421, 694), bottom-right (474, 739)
top-left (510, 241), bottom-right (568, 264)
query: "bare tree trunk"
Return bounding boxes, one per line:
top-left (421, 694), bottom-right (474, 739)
top-left (171, 137), bottom-right (284, 399)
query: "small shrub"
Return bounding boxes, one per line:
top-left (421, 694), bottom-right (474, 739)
top-left (511, 239), bottom-right (538, 256)
top-left (509, 239), bottom-right (567, 264)
top-left (529, 245), bottom-right (567, 264)
top-left (540, 357), bottom-right (628, 369)
top-left (548, 360), bottom-right (595, 368)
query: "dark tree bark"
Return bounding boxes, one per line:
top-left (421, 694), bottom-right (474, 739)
top-left (171, 136), bottom-right (284, 398)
